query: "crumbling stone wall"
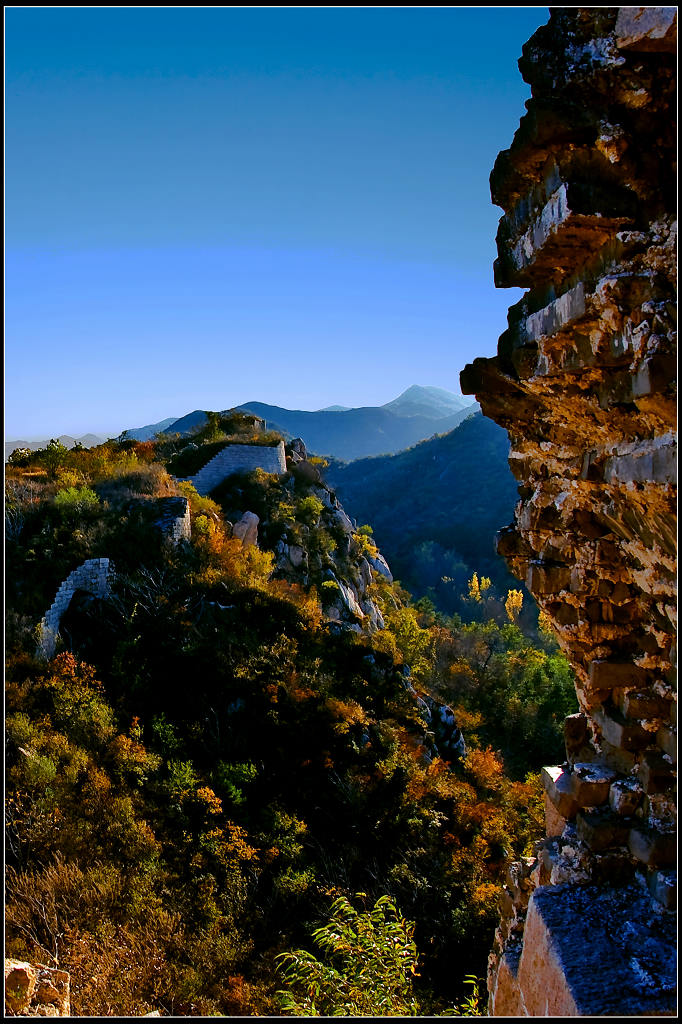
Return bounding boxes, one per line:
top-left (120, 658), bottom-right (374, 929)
top-left (36, 499), bottom-right (192, 659)
top-left (37, 558), bottom-right (113, 660)
top-left (461, 7), bottom-right (676, 1016)
top-left (152, 496), bottom-right (191, 544)
top-left (187, 440), bottom-right (286, 495)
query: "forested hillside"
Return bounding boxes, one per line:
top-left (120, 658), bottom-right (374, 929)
top-left (5, 413), bottom-right (576, 1016)
top-left (327, 413), bottom-right (524, 619)
top-left (238, 400), bottom-right (477, 461)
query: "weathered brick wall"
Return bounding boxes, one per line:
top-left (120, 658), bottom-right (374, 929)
top-left (152, 496), bottom-right (191, 544)
top-left (461, 7), bottom-right (676, 1016)
top-left (37, 558), bottom-right (113, 660)
top-left (188, 440), bottom-right (286, 495)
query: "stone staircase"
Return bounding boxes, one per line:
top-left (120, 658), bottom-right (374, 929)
top-left (185, 441), bottom-right (286, 496)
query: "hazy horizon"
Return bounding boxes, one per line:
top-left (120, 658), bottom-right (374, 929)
top-left (6, 381), bottom-right (476, 442)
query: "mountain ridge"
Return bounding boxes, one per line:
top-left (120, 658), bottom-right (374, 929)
top-left (325, 412), bottom-right (520, 614)
top-left (7, 386), bottom-right (479, 464)
top-left (5, 433), bottom-right (108, 462)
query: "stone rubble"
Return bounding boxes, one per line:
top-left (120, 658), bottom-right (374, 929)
top-left (4, 959), bottom-right (70, 1017)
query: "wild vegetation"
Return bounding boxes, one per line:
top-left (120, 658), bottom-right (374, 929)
top-left (326, 413), bottom-right (527, 620)
top-left (5, 412), bottom-right (576, 1015)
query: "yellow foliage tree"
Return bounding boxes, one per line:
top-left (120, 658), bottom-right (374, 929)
top-left (467, 573), bottom-right (491, 602)
top-left (504, 589), bottom-right (523, 623)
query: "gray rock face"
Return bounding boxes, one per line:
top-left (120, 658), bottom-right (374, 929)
top-left (357, 557), bottom-right (373, 592)
top-left (332, 508), bottom-right (355, 534)
top-left (331, 575), bottom-right (364, 620)
top-left (312, 485), bottom-right (337, 510)
top-left (366, 551), bottom-right (393, 582)
top-left (423, 695), bottom-right (467, 760)
top-left (289, 438), bottom-right (307, 462)
top-left (232, 511), bottom-right (259, 547)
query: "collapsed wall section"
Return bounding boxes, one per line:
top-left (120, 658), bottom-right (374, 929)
top-left (37, 558), bottom-right (113, 661)
top-left (461, 7), bottom-right (676, 1016)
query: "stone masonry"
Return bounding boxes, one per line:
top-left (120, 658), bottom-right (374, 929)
top-left (152, 496), bottom-right (191, 544)
top-left (186, 440), bottom-right (286, 496)
top-left (37, 558), bottom-right (113, 661)
top-left (461, 7), bottom-right (676, 1016)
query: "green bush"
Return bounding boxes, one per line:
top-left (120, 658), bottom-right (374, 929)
top-left (276, 894), bottom-right (421, 1016)
top-left (54, 486), bottom-right (100, 515)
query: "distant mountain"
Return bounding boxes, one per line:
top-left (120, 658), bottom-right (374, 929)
top-left (382, 385), bottom-right (475, 419)
top-left (325, 413), bottom-right (521, 614)
top-left (5, 434), bottom-right (107, 462)
top-left (119, 416), bottom-right (180, 441)
top-left (116, 386), bottom-right (479, 461)
top-left (160, 410), bottom-right (210, 437)
top-left (237, 399), bottom-right (479, 461)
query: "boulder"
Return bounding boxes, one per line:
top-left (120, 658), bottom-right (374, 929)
top-left (289, 438), bottom-right (307, 461)
top-left (332, 508), bottom-right (355, 534)
top-left (5, 959), bottom-right (70, 1016)
top-left (291, 460), bottom-right (322, 484)
top-left (232, 511), bottom-right (259, 547)
top-left (287, 544), bottom-right (305, 568)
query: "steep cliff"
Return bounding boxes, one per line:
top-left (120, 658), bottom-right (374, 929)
top-left (461, 7), bottom-right (676, 1016)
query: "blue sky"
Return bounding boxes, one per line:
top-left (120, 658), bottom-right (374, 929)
top-left (6, 6), bottom-right (549, 438)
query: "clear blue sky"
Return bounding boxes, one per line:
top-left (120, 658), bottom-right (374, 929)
top-left (6, 6), bottom-right (548, 439)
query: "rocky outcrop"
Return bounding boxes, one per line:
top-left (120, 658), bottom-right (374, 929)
top-left (268, 447), bottom-right (391, 634)
top-left (461, 7), bottom-right (676, 1016)
top-left (5, 959), bottom-right (70, 1017)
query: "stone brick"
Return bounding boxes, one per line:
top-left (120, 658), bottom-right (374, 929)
top-left (489, 947), bottom-right (525, 1016)
top-left (37, 558), bottom-right (114, 660)
top-left (526, 563), bottom-right (571, 594)
top-left (541, 765), bottom-right (578, 819)
top-left (621, 690), bottom-right (671, 719)
top-left (655, 724), bottom-right (676, 761)
top-left (597, 737), bottom-right (638, 774)
top-left (516, 884), bottom-right (676, 1015)
top-left (190, 441), bottom-right (286, 496)
top-left (588, 661), bottom-right (647, 691)
top-left (569, 762), bottom-right (617, 807)
top-left (609, 777), bottom-right (643, 816)
top-left (587, 849), bottom-right (636, 886)
top-left (628, 825), bottom-right (676, 867)
top-left (575, 806), bottom-right (631, 851)
top-left (544, 794), bottom-right (569, 839)
top-left (615, 7), bottom-right (678, 53)
top-left (461, 6), bottom-right (677, 1017)
top-left (498, 885), bottom-right (515, 919)
top-left (592, 706), bottom-right (651, 752)
top-left (638, 751), bottom-right (676, 794)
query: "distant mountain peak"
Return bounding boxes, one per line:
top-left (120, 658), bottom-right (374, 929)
top-left (382, 385), bottom-right (474, 419)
